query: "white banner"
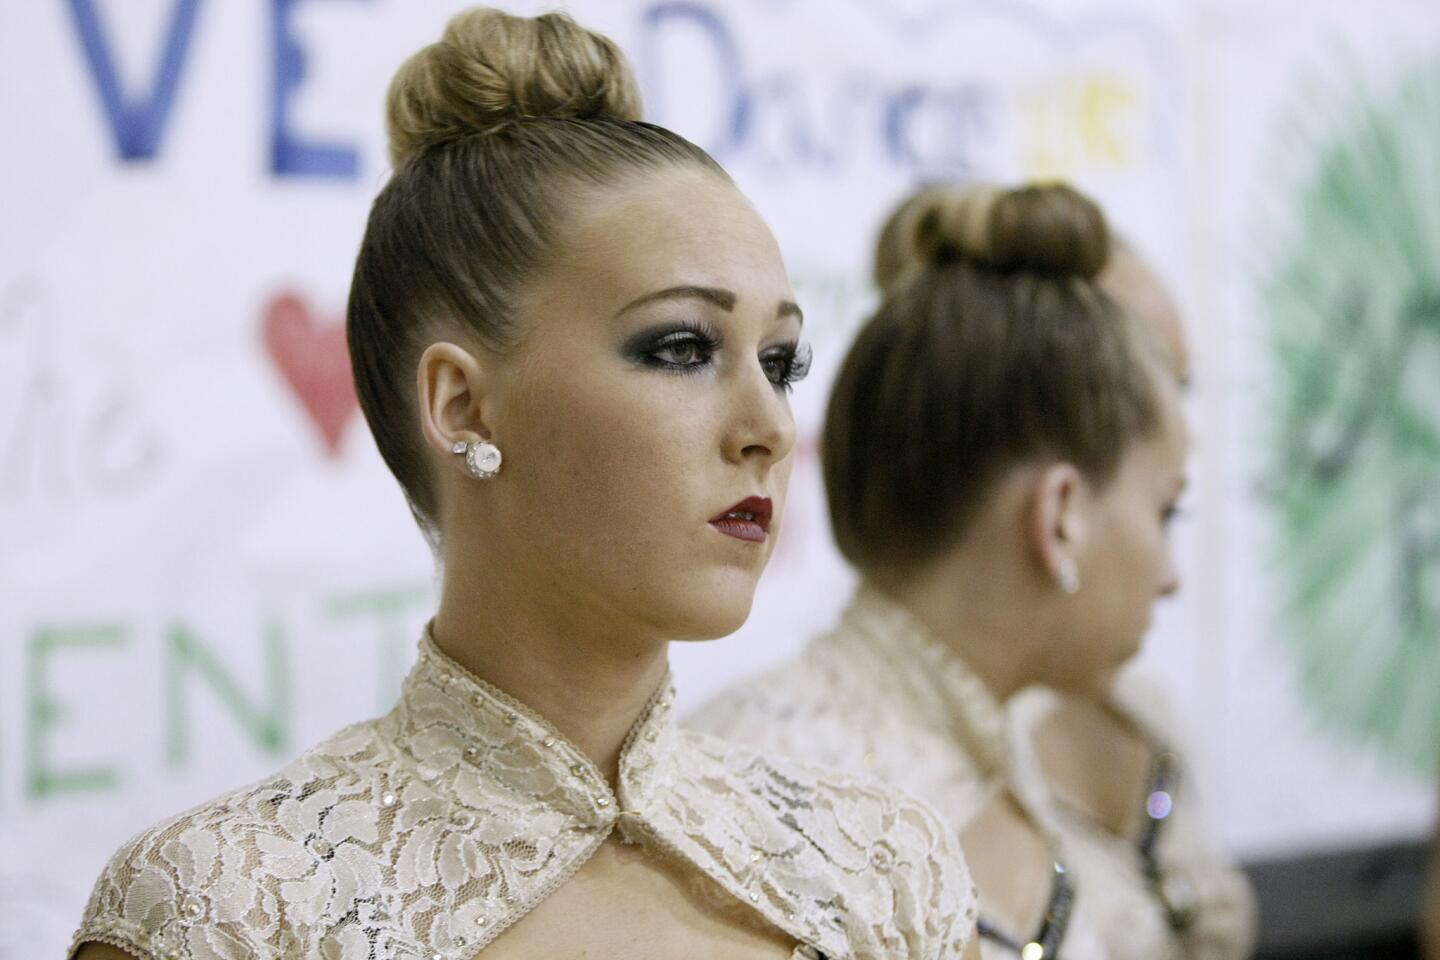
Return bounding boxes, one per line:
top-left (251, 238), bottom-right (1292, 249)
top-left (3, 1), bottom-right (1438, 954)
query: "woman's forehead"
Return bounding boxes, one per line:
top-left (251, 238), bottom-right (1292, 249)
top-left (548, 169), bottom-right (792, 312)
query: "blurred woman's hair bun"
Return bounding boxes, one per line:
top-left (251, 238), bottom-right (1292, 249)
top-left (385, 7), bottom-right (643, 168)
top-left (873, 181), bottom-right (1111, 296)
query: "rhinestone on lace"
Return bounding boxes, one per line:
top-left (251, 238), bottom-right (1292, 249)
top-left (542, 736), bottom-right (556, 747)
top-left (381, 792), bottom-right (397, 807)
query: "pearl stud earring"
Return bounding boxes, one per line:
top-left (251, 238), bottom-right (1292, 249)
top-left (1058, 557), bottom-right (1081, 595)
top-left (452, 439), bottom-right (502, 479)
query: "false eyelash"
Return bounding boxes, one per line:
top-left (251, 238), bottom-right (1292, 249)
top-left (762, 340), bottom-right (813, 392)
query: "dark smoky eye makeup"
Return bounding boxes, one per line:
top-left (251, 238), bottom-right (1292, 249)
top-left (621, 319), bottom-right (723, 374)
top-left (761, 340), bottom-right (814, 392)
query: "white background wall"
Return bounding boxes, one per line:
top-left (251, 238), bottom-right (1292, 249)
top-left (2, 1), bottom-right (1438, 955)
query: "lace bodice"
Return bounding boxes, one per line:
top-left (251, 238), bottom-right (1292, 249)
top-left (72, 631), bottom-right (976, 960)
top-left (688, 585), bottom-right (1107, 960)
top-left (1009, 677), bottom-right (1257, 960)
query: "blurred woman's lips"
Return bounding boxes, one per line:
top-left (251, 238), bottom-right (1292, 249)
top-left (709, 496), bottom-right (773, 543)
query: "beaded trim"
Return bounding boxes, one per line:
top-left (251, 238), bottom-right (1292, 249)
top-left (976, 858), bottom-right (1075, 960)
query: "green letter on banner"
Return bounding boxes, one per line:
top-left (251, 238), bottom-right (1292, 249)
top-left (164, 622), bottom-right (291, 766)
top-left (26, 625), bottom-right (127, 800)
top-left (326, 582), bottom-right (432, 711)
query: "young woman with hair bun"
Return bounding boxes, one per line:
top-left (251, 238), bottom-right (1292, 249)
top-left (70, 9), bottom-right (977, 959)
top-left (693, 181), bottom-right (1191, 960)
top-left (1007, 239), bottom-right (1257, 960)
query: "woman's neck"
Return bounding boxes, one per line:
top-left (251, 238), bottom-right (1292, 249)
top-left (432, 566), bottom-right (671, 787)
top-left (875, 546), bottom-right (1043, 704)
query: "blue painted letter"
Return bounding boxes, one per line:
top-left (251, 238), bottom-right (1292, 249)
top-left (67, 0), bottom-right (203, 161)
top-left (271, 0), bottom-right (361, 178)
top-left (637, 3), bottom-right (746, 158)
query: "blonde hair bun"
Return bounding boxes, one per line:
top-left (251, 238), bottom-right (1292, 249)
top-left (386, 7), bottom-right (643, 168)
top-left (874, 181), bottom-right (1111, 296)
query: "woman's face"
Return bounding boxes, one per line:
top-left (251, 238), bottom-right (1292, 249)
top-left (1060, 376), bottom-right (1189, 691)
top-left (475, 167), bottom-right (804, 642)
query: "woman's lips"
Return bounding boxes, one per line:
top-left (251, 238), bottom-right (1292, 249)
top-left (709, 496), bottom-right (773, 543)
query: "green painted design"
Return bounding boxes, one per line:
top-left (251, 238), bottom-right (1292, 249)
top-left (325, 581), bottom-right (434, 710)
top-left (1261, 59), bottom-right (1440, 776)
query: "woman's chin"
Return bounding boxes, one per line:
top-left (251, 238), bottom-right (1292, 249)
top-left (668, 598), bottom-right (756, 643)
top-left (653, 578), bottom-right (760, 642)
top-left (608, 563), bottom-right (766, 643)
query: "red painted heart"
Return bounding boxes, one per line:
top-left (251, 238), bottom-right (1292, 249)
top-left (262, 292), bottom-right (358, 458)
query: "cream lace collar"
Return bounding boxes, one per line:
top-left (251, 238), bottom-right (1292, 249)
top-left (74, 630), bottom-right (976, 960)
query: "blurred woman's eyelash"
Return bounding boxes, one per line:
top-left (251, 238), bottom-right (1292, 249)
top-left (1162, 503), bottom-right (1184, 526)
top-left (762, 341), bottom-right (813, 392)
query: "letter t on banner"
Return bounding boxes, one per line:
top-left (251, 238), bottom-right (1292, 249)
top-left (271, 0), bottom-right (364, 178)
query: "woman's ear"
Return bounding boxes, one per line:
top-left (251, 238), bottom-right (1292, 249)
top-left (1031, 462), bottom-right (1088, 594)
top-left (417, 341), bottom-right (495, 467)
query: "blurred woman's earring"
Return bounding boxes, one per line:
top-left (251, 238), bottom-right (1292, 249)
top-left (1058, 557), bottom-right (1081, 595)
top-left (452, 439), bottom-right (502, 479)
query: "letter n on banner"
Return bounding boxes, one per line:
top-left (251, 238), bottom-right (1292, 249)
top-left (164, 623), bottom-right (291, 766)
top-left (66, 0), bottom-right (203, 161)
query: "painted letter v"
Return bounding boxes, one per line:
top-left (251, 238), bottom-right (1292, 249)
top-left (67, 0), bottom-right (203, 161)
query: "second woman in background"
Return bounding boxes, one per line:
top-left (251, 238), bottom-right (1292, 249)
top-left (1007, 237), bottom-right (1256, 960)
top-left (692, 182), bottom-right (1201, 959)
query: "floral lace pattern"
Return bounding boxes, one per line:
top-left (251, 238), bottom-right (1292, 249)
top-left (72, 631), bottom-right (976, 960)
top-left (1009, 678), bottom-right (1257, 960)
top-left (688, 585), bottom-right (1108, 960)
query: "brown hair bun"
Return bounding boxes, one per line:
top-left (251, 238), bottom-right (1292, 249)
top-left (874, 182), bottom-right (1110, 296)
top-left (386, 8), bottom-right (643, 168)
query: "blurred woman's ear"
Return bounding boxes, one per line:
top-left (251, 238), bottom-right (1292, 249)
top-left (1031, 462), bottom-right (1088, 594)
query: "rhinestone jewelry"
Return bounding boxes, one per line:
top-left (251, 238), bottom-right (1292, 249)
top-left (463, 440), bottom-right (503, 479)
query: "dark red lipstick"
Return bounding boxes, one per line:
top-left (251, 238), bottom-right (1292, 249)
top-left (709, 496), bottom-right (773, 543)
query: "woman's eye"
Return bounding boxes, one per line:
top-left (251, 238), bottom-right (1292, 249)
top-left (762, 341), bottom-right (814, 391)
top-left (651, 333), bottom-right (712, 368)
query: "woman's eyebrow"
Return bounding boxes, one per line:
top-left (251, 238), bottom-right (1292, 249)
top-left (614, 286), bottom-right (804, 326)
top-left (614, 285), bottom-right (737, 317)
